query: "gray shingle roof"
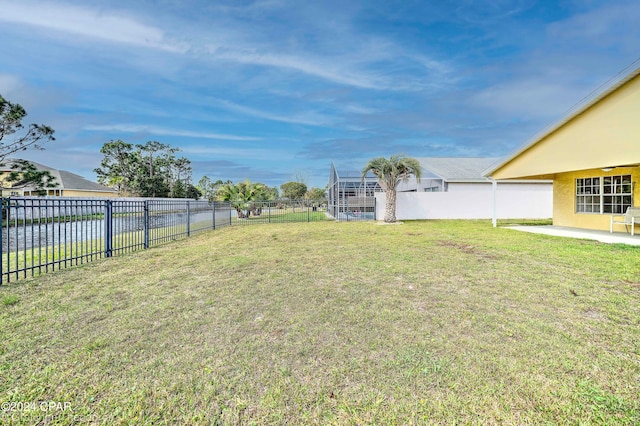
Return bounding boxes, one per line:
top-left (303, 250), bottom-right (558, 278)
top-left (2, 159), bottom-right (116, 193)
top-left (332, 157), bottom-right (501, 183)
top-left (416, 157), bottom-right (500, 182)
top-left (57, 170), bottom-right (116, 192)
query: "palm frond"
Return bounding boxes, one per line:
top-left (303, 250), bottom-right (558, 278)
top-left (361, 154), bottom-right (422, 189)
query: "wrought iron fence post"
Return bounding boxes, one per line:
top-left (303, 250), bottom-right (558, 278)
top-left (268, 202), bottom-right (271, 223)
top-left (186, 201), bottom-right (191, 237)
top-left (374, 197), bottom-right (376, 220)
top-left (105, 200), bottom-right (113, 258)
top-left (346, 196), bottom-right (350, 221)
top-left (0, 199), bottom-right (4, 285)
top-left (229, 204), bottom-right (232, 226)
top-left (308, 201), bottom-right (310, 222)
top-left (212, 202), bottom-right (216, 230)
top-left (144, 200), bottom-right (149, 249)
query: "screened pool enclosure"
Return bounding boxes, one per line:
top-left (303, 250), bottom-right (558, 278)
top-left (327, 163), bottom-right (381, 220)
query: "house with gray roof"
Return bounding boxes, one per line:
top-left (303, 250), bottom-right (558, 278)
top-left (329, 157), bottom-right (553, 220)
top-left (0, 159), bottom-right (118, 197)
top-left (393, 157), bottom-right (501, 192)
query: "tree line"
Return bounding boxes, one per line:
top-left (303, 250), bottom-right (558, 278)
top-left (0, 93), bottom-right (333, 208)
top-left (197, 177), bottom-right (328, 218)
top-left (95, 141), bottom-right (330, 204)
top-left (94, 140), bottom-right (200, 198)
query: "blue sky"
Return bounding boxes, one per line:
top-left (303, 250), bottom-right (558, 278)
top-left (1, 0), bottom-right (638, 189)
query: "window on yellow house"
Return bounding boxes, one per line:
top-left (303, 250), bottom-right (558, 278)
top-left (576, 175), bottom-right (632, 214)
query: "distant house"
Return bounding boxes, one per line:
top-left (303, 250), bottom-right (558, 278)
top-left (328, 158), bottom-right (552, 220)
top-left (484, 65), bottom-right (640, 233)
top-left (0, 159), bottom-right (118, 198)
top-left (408, 157), bottom-right (505, 192)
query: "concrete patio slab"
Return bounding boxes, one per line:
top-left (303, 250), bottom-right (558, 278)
top-left (505, 225), bottom-right (640, 246)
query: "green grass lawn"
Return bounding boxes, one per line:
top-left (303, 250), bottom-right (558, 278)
top-left (1, 220), bottom-right (639, 424)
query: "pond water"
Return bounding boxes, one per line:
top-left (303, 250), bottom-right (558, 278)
top-left (1, 210), bottom-right (232, 252)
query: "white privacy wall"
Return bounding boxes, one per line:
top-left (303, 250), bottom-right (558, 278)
top-left (374, 182), bottom-right (553, 220)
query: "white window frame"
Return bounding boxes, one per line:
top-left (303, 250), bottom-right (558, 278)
top-left (576, 174), bottom-right (633, 214)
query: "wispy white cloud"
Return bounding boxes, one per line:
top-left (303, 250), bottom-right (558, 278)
top-left (471, 78), bottom-right (589, 120)
top-left (210, 0), bottom-right (288, 15)
top-left (183, 145), bottom-right (295, 160)
top-left (214, 49), bottom-right (389, 90)
top-left (197, 12), bottom-right (453, 92)
top-left (339, 104), bottom-right (379, 115)
top-left (0, 1), bottom-right (186, 52)
top-left (0, 74), bottom-right (23, 96)
top-left (84, 124), bottom-right (261, 141)
top-left (213, 45), bottom-right (455, 92)
top-left (264, 87), bottom-right (380, 115)
top-left (547, 2), bottom-right (640, 43)
top-left (210, 97), bottom-right (335, 126)
top-left (0, 1), bottom-right (452, 92)
top-left (452, 0), bottom-right (536, 25)
top-left (191, 158), bottom-right (291, 183)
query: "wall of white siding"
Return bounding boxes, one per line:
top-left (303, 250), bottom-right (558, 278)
top-left (375, 182), bottom-right (552, 220)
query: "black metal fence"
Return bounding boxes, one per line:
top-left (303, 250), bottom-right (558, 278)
top-left (229, 200), bottom-right (332, 224)
top-left (0, 198), bottom-right (234, 284)
top-left (0, 197), bottom-right (371, 284)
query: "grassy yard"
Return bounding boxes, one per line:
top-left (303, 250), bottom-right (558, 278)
top-left (1, 220), bottom-right (639, 424)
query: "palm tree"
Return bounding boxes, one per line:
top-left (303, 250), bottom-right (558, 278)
top-left (362, 154), bottom-right (422, 223)
top-left (216, 179), bottom-right (272, 218)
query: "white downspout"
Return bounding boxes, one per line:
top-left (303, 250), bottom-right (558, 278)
top-left (491, 179), bottom-right (497, 227)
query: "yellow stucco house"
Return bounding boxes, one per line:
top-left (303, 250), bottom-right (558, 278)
top-left (485, 65), bottom-right (640, 233)
top-left (0, 159), bottom-right (118, 198)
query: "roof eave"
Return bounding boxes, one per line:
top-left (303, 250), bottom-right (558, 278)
top-left (484, 64), bottom-right (640, 178)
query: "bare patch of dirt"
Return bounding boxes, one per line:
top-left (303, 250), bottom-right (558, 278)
top-left (436, 240), bottom-right (499, 261)
top-left (583, 309), bottom-right (606, 321)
